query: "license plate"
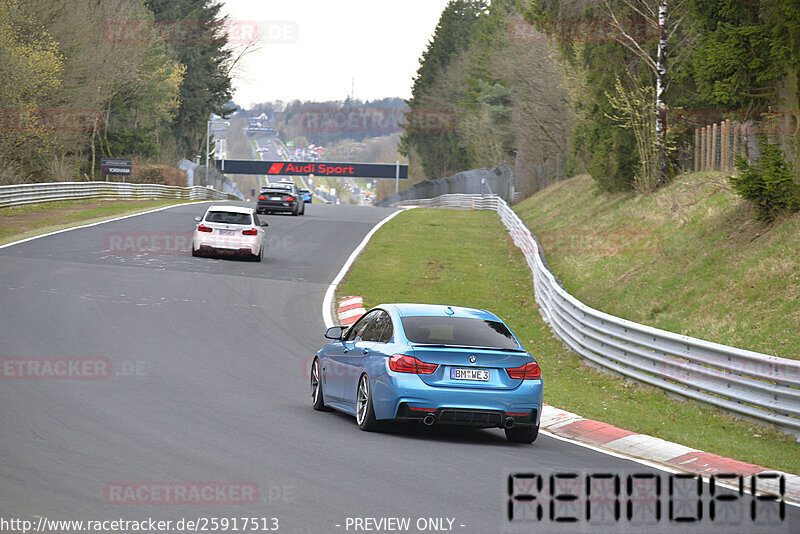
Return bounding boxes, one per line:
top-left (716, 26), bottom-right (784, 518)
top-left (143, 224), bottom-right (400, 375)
top-left (270, 196), bottom-right (282, 201)
top-left (450, 368), bottom-right (490, 381)
top-left (220, 230), bottom-right (235, 236)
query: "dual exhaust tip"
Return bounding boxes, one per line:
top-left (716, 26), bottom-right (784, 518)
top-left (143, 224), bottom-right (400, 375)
top-left (421, 413), bottom-right (516, 429)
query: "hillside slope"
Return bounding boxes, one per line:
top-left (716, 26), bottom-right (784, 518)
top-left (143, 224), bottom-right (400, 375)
top-left (514, 172), bottom-right (800, 359)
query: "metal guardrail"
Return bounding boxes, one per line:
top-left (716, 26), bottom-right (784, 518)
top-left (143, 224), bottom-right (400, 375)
top-left (394, 194), bottom-right (800, 437)
top-left (0, 182), bottom-right (239, 209)
top-left (375, 163), bottom-right (515, 206)
top-left (179, 158), bottom-right (245, 200)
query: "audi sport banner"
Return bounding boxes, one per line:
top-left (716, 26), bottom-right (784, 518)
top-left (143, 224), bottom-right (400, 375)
top-left (215, 159), bottom-right (408, 179)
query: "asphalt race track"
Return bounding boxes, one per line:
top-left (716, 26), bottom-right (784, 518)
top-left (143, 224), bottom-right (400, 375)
top-left (1, 202), bottom-right (797, 533)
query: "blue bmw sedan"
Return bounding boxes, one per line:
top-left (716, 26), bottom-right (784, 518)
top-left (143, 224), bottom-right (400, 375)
top-left (311, 304), bottom-right (543, 443)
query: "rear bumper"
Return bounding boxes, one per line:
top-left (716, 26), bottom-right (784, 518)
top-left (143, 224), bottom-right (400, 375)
top-left (193, 233), bottom-right (260, 256)
top-left (396, 404), bottom-right (538, 429)
top-left (257, 201), bottom-right (296, 213)
top-left (196, 245), bottom-right (256, 256)
top-left (371, 372), bottom-right (543, 427)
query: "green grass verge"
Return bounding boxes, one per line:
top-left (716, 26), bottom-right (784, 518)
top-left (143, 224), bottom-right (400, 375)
top-left (0, 199), bottom-right (197, 245)
top-left (338, 208), bottom-right (800, 474)
top-left (514, 173), bottom-right (800, 359)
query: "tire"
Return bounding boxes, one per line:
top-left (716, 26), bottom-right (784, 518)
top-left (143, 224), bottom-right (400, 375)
top-left (311, 358), bottom-right (330, 411)
top-left (356, 374), bottom-right (380, 431)
top-left (191, 247), bottom-right (199, 257)
top-left (291, 204), bottom-right (299, 216)
top-left (299, 203), bottom-right (305, 216)
top-left (253, 246), bottom-right (262, 262)
top-left (505, 424), bottom-right (539, 444)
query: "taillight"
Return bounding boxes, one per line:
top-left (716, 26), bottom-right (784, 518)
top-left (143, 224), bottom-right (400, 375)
top-left (285, 196), bottom-right (295, 201)
top-left (258, 195), bottom-right (266, 200)
top-left (506, 361), bottom-right (541, 380)
top-left (389, 354), bottom-right (438, 375)
top-left (242, 228), bottom-right (258, 236)
top-left (197, 224), bottom-right (213, 233)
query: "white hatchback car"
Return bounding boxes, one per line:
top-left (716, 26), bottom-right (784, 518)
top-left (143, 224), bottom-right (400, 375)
top-left (191, 205), bottom-right (268, 261)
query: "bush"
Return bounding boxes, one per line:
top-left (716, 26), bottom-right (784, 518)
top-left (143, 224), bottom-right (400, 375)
top-left (730, 142), bottom-right (800, 221)
top-left (131, 164), bottom-right (187, 186)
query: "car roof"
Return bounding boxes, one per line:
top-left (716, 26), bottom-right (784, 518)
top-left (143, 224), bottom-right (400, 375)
top-left (206, 205), bottom-right (254, 214)
top-left (378, 303), bottom-right (499, 321)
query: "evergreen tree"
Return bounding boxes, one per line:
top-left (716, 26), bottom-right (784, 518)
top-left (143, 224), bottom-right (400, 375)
top-left (145, 0), bottom-right (233, 156)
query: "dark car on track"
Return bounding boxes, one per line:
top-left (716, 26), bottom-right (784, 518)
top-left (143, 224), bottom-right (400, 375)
top-left (257, 184), bottom-right (305, 216)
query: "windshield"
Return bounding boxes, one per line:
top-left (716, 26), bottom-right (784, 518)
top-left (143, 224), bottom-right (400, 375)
top-left (400, 316), bottom-right (520, 350)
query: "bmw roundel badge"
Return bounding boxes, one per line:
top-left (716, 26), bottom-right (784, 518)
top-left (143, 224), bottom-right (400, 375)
top-left (469, 355), bottom-right (477, 363)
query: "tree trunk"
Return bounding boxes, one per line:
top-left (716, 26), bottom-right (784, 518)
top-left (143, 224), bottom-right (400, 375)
top-left (90, 117), bottom-right (97, 181)
top-left (656, 0), bottom-right (668, 185)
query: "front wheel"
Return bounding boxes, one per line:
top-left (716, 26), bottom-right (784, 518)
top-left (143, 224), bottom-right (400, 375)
top-left (356, 374), bottom-right (379, 431)
top-left (311, 358), bottom-right (330, 411)
top-left (505, 424), bottom-right (539, 444)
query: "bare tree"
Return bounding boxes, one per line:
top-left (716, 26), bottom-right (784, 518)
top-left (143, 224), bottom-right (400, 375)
top-left (493, 16), bottom-right (575, 195)
top-left (603, 0), bottom-right (691, 185)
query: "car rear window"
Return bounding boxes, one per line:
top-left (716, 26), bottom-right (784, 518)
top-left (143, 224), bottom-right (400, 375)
top-left (204, 211), bottom-right (253, 225)
top-left (400, 316), bottom-right (520, 349)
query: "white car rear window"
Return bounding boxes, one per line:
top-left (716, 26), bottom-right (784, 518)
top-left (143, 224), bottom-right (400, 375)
top-left (205, 211), bottom-right (253, 225)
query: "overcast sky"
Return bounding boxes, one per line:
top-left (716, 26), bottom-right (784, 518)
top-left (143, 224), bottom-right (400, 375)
top-left (221, 0), bottom-right (451, 108)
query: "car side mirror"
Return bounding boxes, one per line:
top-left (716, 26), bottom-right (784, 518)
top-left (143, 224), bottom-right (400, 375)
top-left (194, 216), bottom-right (202, 222)
top-left (325, 326), bottom-right (345, 340)
top-left (260, 220), bottom-right (269, 227)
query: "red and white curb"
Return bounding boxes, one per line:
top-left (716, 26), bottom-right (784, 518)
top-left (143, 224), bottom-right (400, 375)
top-left (541, 404), bottom-right (800, 504)
top-left (337, 296), bottom-right (366, 326)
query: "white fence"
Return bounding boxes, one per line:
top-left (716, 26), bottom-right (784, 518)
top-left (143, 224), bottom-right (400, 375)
top-left (395, 194), bottom-right (800, 437)
top-left (0, 182), bottom-right (239, 209)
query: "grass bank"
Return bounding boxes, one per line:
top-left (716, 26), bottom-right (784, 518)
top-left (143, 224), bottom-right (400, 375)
top-left (338, 207), bottom-right (799, 474)
top-left (0, 199), bottom-right (197, 246)
top-left (514, 172), bottom-right (800, 359)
